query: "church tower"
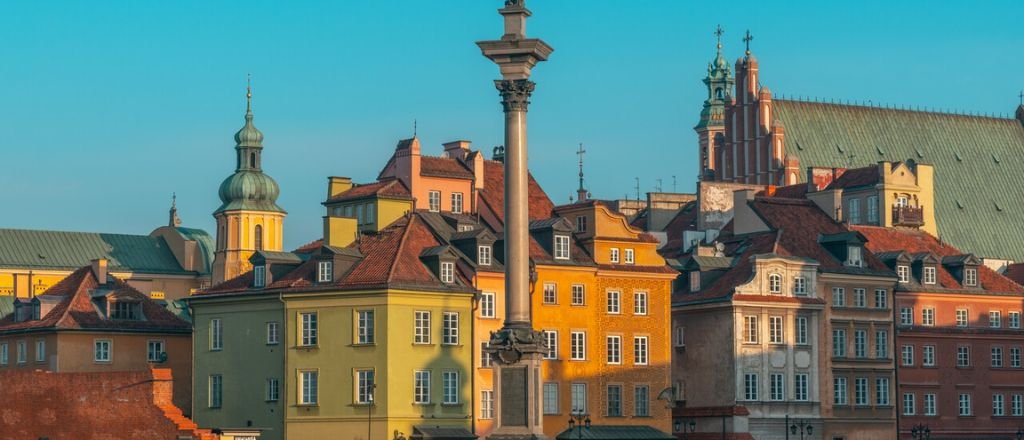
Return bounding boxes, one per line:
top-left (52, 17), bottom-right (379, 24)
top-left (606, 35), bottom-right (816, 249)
top-left (695, 26), bottom-right (734, 180)
top-left (211, 81), bottom-right (286, 284)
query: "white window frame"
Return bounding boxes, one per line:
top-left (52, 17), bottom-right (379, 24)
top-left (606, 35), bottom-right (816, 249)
top-left (924, 393), bottom-right (937, 416)
top-left (897, 265), bottom-right (910, 283)
top-left (481, 390), bottom-right (495, 419)
top-left (428, 190), bottom-right (441, 212)
top-left (876, 377), bottom-right (890, 406)
top-left (300, 313), bottom-right (318, 347)
top-left (875, 289), bottom-right (887, 309)
top-left (854, 288), bottom-right (866, 307)
top-left (554, 235), bottom-right (571, 260)
top-left (607, 384), bottom-right (622, 417)
top-left (834, 377), bottom-right (848, 405)
top-left (744, 315), bottom-right (759, 344)
top-left (769, 316), bottom-right (784, 344)
top-left (317, 260), bottom-right (333, 283)
top-left (266, 377), bottom-right (280, 402)
top-left (414, 370), bottom-right (431, 404)
top-left (209, 374), bottom-right (223, 408)
top-left (848, 197), bottom-right (861, 224)
top-left (959, 393), bottom-right (972, 416)
top-left (571, 383), bottom-right (587, 414)
top-left (606, 335), bottom-right (621, 365)
top-left (965, 267), bottom-right (978, 287)
top-left (571, 284), bottom-right (585, 306)
top-left (990, 310), bottom-right (1002, 328)
top-left (743, 373), bottom-right (759, 401)
top-left (254, 265), bottom-right (266, 287)
top-left (633, 291), bottom-right (648, 315)
top-left (854, 377), bottom-right (868, 406)
top-left (922, 308), bottom-right (935, 326)
top-left (902, 345), bottom-right (914, 366)
top-left (833, 287), bottom-right (846, 307)
top-left (833, 329), bottom-right (846, 358)
top-left (768, 274), bottom-right (782, 294)
top-left (793, 276), bottom-right (807, 296)
top-left (0, 343), bottom-right (7, 365)
top-left (146, 339), bottom-right (164, 362)
top-left (957, 345), bottom-right (971, 367)
top-left (956, 309), bottom-right (969, 327)
top-left (442, 370), bottom-right (459, 404)
top-left (867, 195), bottom-right (879, 224)
top-left (480, 292), bottom-right (496, 318)
top-left (794, 373), bottom-right (809, 401)
top-left (575, 215), bottom-right (587, 233)
top-left (876, 330), bottom-right (888, 359)
top-left (633, 336), bottom-right (648, 365)
top-left (440, 261), bottom-right (454, 284)
top-left (478, 245), bottom-right (492, 266)
top-left (543, 383), bottom-right (559, 415)
top-left (923, 345), bottom-right (936, 366)
top-left (609, 248), bottom-right (620, 263)
top-left (634, 385), bottom-right (649, 416)
top-left (210, 318), bottom-right (223, 351)
top-left (299, 370), bottom-right (318, 405)
top-left (1010, 311), bottom-right (1021, 329)
top-left (992, 346), bottom-right (1003, 367)
top-left (543, 330), bottom-right (558, 360)
top-left (414, 311), bottom-right (431, 344)
top-left (356, 369), bottom-right (375, 405)
top-left (543, 283), bottom-right (557, 304)
top-left (94, 339), bottom-right (111, 363)
top-left (1013, 394), bottom-right (1023, 416)
top-left (923, 266), bottom-right (937, 285)
top-left (451, 192), bottom-right (463, 214)
top-left (796, 316), bottom-right (808, 345)
top-left (900, 307), bottom-right (913, 326)
top-left (442, 312), bottom-right (459, 345)
top-left (903, 393), bottom-right (916, 415)
top-left (624, 248), bottom-right (635, 265)
top-left (570, 331), bottom-right (587, 361)
top-left (357, 310), bottom-right (375, 345)
top-left (1011, 347), bottom-right (1021, 368)
top-left (994, 393), bottom-right (1006, 416)
top-left (854, 330), bottom-right (867, 358)
top-left (267, 321), bottom-right (279, 345)
top-left (770, 373), bottom-right (785, 401)
top-left (607, 290), bottom-right (621, 314)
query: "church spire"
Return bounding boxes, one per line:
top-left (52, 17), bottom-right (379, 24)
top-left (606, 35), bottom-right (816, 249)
top-left (576, 143), bottom-right (588, 202)
top-left (234, 76), bottom-right (264, 171)
top-left (168, 193), bottom-right (182, 228)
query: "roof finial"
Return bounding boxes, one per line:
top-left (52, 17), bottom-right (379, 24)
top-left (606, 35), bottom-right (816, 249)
top-left (576, 143), bottom-right (587, 201)
top-left (246, 73), bottom-right (252, 115)
top-left (1018, 90), bottom-right (1023, 106)
top-left (414, 118), bottom-right (418, 137)
top-left (743, 30), bottom-right (754, 56)
top-left (714, 24), bottom-right (724, 52)
top-left (168, 192), bottom-right (182, 228)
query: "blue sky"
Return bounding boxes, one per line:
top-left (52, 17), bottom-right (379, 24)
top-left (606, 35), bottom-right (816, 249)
top-left (1, 0), bottom-right (1021, 249)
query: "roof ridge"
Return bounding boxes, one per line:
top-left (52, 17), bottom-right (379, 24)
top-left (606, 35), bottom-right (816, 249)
top-left (386, 215), bottom-right (416, 284)
top-left (53, 268), bottom-right (95, 328)
top-left (775, 97), bottom-right (1017, 121)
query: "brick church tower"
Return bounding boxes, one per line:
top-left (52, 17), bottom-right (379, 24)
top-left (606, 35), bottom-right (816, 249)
top-left (695, 26), bottom-right (733, 181)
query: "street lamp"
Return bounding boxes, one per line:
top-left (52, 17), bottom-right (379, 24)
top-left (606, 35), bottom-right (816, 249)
top-left (790, 419), bottom-right (812, 440)
top-left (367, 383), bottom-right (376, 440)
top-left (674, 418), bottom-right (696, 439)
top-left (1015, 428), bottom-right (1022, 440)
top-left (910, 423), bottom-right (930, 440)
top-left (568, 410), bottom-right (591, 440)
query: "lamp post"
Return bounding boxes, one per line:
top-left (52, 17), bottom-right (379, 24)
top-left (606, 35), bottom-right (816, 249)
top-left (367, 383), bottom-right (376, 440)
top-left (789, 419), bottom-right (812, 440)
top-left (674, 418), bottom-right (697, 439)
top-left (568, 410), bottom-right (591, 440)
top-left (910, 423), bottom-right (929, 440)
top-left (1015, 428), bottom-right (1022, 440)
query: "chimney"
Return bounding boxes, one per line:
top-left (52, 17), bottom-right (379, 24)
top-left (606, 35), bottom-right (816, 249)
top-left (323, 216), bottom-right (359, 249)
top-left (91, 258), bottom-right (108, 285)
top-left (327, 177), bottom-right (353, 200)
top-left (443, 140), bottom-right (472, 161)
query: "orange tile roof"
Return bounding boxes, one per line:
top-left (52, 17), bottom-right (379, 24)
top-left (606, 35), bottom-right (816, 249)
top-left (325, 179), bottom-right (411, 203)
top-left (420, 156), bottom-right (475, 179)
top-left (479, 160), bottom-right (555, 227)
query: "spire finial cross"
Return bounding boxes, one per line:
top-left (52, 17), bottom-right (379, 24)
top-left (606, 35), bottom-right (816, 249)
top-left (246, 73), bottom-right (252, 114)
top-left (576, 143), bottom-right (587, 192)
top-left (414, 118), bottom-right (418, 137)
top-left (743, 30), bottom-right (754, 55)
top-left (1019, 90), bottom-right (1023, 106)
top-left (172, 192), bottom-right (176, 208)
top-left (714, 25), bottom-right (724, 50)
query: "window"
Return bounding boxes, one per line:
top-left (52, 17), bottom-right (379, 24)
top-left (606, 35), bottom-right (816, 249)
top-left (442, 371), bottom-right (459, 404)
top-left (1014, 394), bottom-right (1023, 416)
top-left (867, 195), bottom-right (879, 224)
top-left (634, 336), bottom-right (648, 365)
top-left (634, 385), bottom-right (649, 416)
top-left (795, 373), bottom-right (809, 401)
top-left (543, 383), bottom-right (559, 414)
top-left (876, 330), bottom-right (888, 359)
top-left (606, 336), bottom-right (621, 365)
top-left (956, 309), bottom-right (969, 327)
top-left (316, 260), bottom-right (333, 283)
top-left (147, 340), bottom-right (164, 362)
top-left (34, 339), bottom-right (45, 362)
top-left (855, 330), bottom-right (867, 358)
top-left (957, 346), bottom-right (971, 367)
top-left (607, 385), bottom-right (622, 416)
top-left (854, 288), bottom-right (866, 307)
top-left (357, 369), bottom-right (375, 404)
top-left (770, 316), bottom-right (784, 344)
top-left (992, 346), bottom-right (1003, 367)
top-left (624, 249), bottom-right (635, 264)
top-left (769, 274), bottom-right (782, 294)
top-left (833, 287), bottom-right (846, 307)
top-left (111, 301), bottom-right (140, 320)
top-left (481, 343), bottom-right (493, 367)
top-left (451, 192), bottom-right (463, 214)
top-left (923, 266), bottom-right (936, 284)
top-left (571, 284), bottom-right (585, 306)
top-left (300, 313), bottom-right (317, 346)
top-left (1011, 347), bottom-right (1021, 368)
top-left (959, 393), bottom-right (972, 416)
top-left (576, 216), bottom-right (587, 233)
top-left (674, 325), bottom-right (685, 347)
top-left (924, 393), bottom-right (937, 416)
top-left (15, 341), bottom-right (25, 364)
top-left (876, 377), bottom-right (890, 406)
top-left (897, 265), bottom-right (910, 283)
top-left (874, 289), bottom-right (887, 308)
top-left (923, 345), bottom-right (936, 366)
top-left (415, 311), bottom-right (431, 344)
top-left (901, 307), bottom-right (914, 326)
top-left (570, 383), bottom-right (588, 414)
top-left (1010, 311), bottom-right (1021, 329)
top-left (902, 345), bottom-right (914, 366)
top-left (267, 321), bottom-right (279, 345)
top-left (610, 248), bottom-right (620, 263)
top-left (965, 268), bottom-right (978, 287)
top-left (0, 343), bottom-right (7, 365)
top-left (554, 235), bottom-right (570, 260)
top-left (744, 373), bottom-right (759, 400)
top-left (793, 276), bottom-right (807, 296)
top-left (358, 310), bottom-right (375, 344)
top-left (994, 393), bottom-right (1006, 416)
top-left (903, 393), bottom-right (916, 415)
top-left (299, 370), bottom-right (318, 405)
top-left (478, 245), bottom-right (492, 266)
top-left (442, 312), bottom-right (459, 345)
top-left (847, 245), bottom-right (863, 267)
top-left (543, 283), bottom-right (557, 304)
top-left (209, 375), bottom-right (223, 408)
top-left (254, 224), bottom-right (263, 251)
top-left (834, 377), bottom-right (848, 405)
top-left (633, 292), bottom-right (648, 315)
top-left (922, 308), bottom-right (935, 326)
top-left (440, 262), bottom-right (454, 284)
top-left (266, 378), bottom-right (280, 401)
top-left (990, 311), bottom-right (1002, 328)
top-left (480, 292), bottom-right (496, 318)
top-left (796, 316), bottom-right (808, 345)
top-left (607, 291), bottom-right (621, 314)
top-left (94, 339), bottom-right (110, 362)
top-left (770, 373), bottom-right (785, 401)
top-left (848, 198), bottom-right (861, 224)
top-left (428, 191), bottom-right (441, 212)
top-left (833, 329), bottom-right (847, 358)
top-left (543, 331), bottom-right (558, 359)
top-left (855, 377), bottom-right (868, 406)
top-left (689, 272), bottom-right (702, 292)
top-left (744, 316), bottom-right (759, 344)
top-left (481, 390), bottom-right (494, 419)
top-left (414, 370), bottom-right (431, 404)
top-left (254, 265), bottom-right (266, 287)
top-left (571, 332), bottom-right (586, 360)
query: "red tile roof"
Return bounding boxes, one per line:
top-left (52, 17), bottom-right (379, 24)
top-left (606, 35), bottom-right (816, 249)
top-left (658, 201), bottom-right (699, 257)
top-left (479, 160), bottom-right (555, 227)
top-left (852, 225), bottom-right (1024, 293)
top-left (1003, 263), bottom-right (1024, 287)
top-left (325, 179), bottom-right (411, 203)
top-left (0, 266), bottom-right (191, 334)
top-left (826, 165), bottom-right (879, 189)
top-left (421, 156), bottom-right (475, 179)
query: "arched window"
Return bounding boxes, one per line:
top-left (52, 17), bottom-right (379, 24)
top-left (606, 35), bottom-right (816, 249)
top-left (254, 225), bottom-right (263, 250)
top-left (250, 152), bottom-right (257, 169)
top-left (715, 87), bottom-right (724, 100)
top-left (768, 274), bottom-right (782, 294)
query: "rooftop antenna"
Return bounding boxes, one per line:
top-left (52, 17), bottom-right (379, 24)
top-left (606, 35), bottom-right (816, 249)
top-left (634, 177), bottom-right (641, 201)
top-left (672, 175), bottom-right (677, 193)
top-left (656, 178), bottom-right (663, 192)
top-left (413, 119), bottom-right (418, 137)
top-left (1019, 90), bottom-right (1023, 106)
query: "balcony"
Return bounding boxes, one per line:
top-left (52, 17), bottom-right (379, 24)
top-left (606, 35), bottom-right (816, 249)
top-left (892, 205), bottom-right (924, 227)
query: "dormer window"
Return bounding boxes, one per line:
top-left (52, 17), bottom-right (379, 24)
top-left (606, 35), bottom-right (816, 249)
top-left (440, 262), bottom-right (455, 284)
top-left (689, 272), bottom-right (700, 292)
top-left (846, 246), bottom-right (863, 268)
top-left (897, 265), bottom-right (910, 283)
top-left (478, 245), bottom-right (492, 266)
top-left (31, 304), bottom-right (40, 320)
top-left (318, 261), bottom-right (333, 283)
top-left (768, 274), bottom-right (782, 294)
top-left (254, 265), bottom-right (266, 288)
top-left (793, 276), bottom-right (807, 296)
top-left (458, 224), bottom-right (474, 232)
top-left (110, 301), bottom-right (141, 320)
top-left (964, 267), bottom-right (978, 287)
top-left (923, 266), bottom-right (936, 285)
top-left (554, 235), bottom-right (570, 260)
top-left (576, 216), bottom-right (587, 233)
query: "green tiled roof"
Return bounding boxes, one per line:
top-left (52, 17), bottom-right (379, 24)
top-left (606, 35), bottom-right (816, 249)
top-left (0, 228), bottom-right (194, 274)
top-left (774, 99), bottom-right (1024, 261)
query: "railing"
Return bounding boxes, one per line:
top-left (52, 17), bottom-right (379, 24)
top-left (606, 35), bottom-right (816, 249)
top-left (893, 205), bottom-right (924, 227)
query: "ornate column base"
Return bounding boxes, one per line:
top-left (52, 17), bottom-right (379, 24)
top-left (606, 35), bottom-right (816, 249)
top-left (486, 328), bottom-right (547, 440)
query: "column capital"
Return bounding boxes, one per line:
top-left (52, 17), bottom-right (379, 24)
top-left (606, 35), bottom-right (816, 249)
top-left (495, 79), bottom-right (536, 112)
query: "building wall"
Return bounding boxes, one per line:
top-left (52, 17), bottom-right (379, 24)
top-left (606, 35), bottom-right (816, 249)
top-left (191, 295), bottom-right (284, 438)
top-left (473, 271), bottom-right (505, 437)
top-left (674, 305), bottom-right (736, 408)
top-left (212, 210), bottom-right (286, 284)
top-left (0, 269), bottom-right (203, 300)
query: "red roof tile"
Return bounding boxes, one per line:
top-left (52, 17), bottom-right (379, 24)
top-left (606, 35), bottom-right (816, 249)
top-left (325, 179), bottom-right (411, 203)
top-left (479, 160), bottom-right (555, 227)
top-left (421, 156), bottom-right (474, 179)
top-left (1003, 263), bottom-right (1024, 287)
top-left (827, 165), bottom-right (879, 189)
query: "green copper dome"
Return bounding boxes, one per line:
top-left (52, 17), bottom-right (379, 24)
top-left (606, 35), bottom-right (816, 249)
top-left (216, 171), bottom-right (284, 213)
top-left (234, 112), bottom-right (264, 147)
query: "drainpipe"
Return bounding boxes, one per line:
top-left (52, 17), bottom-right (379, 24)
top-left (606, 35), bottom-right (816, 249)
top-left (278, 291), bottom-right (287, 440)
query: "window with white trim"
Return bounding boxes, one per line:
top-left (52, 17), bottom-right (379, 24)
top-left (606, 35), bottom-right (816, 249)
top-left (854, 330), bottom-right (867, 358)
top-left (876, 330), bottom-right (888, 359)
top-left (442, 312), bottom-right (459, 345)
top-left (833, 329), bottom-right (847, 358)
top-left (442, 371), bottom-right (459, 404)
top-left (0, 343), bottom-right (7, 365)
top-left (959, 393), bottom-right (972, 416)
top-left (876, 377), bottom-right (890, 405)
top-left (854, 377), bottom-right (868, 406)
top-left (1013, 394), bottom-right (1023, 416)
top-left (994, 393), bottom-right (1005, 416)
top-left (900, 307), bottom-right (913, 326)
top-left (903, 393), bottom-right (915, 415)
top-left (357, 310), bottom-right (375, 345)
top-left (570, 331), bottom-right (586, 360)
top-left (874, 289), bottom-right (887, 309)
top-left (833, 287), bottom-right (846, 307)
top-left (428, 191), bottom-right (441, 212)
top-left (17, 341), bottom-right (27, 363)
top-left (848, 198), bottom-right (861, 224)
top-left (834, 377), bottom-right (848, 405)
top-left (300, 370), bottom-right (318, 405)
top-left (624, 249), bottom-right (635, 264)
top-left (744, 316), bottom-right (759, 344)
top-left (481, 390), bottom-right (494, 419)
top-left (769, 274), bottom-right (782, 294)
top-left (356, 369), bottom-right (375, 404)
top-left (33, 339), bottom-right (45, 362)
top-left (543, 383), bottom-right (559, 414)
top-left (770, 373), bottom-right (785, 401)
top-left (480, 292), bottom-right (495, 318)
top-left (924, 393), bottom-right (936, 415)
top-left (992, 346), bottom-right (1003, 367)
top-left (317, 261), bottom-right (333, 283)
top-left (414, 311), bottom-right (431, 344)
top-left (956, 309), bottom-right (969, 327)
top-left (267, 321), bottom-right (279, 345)
top-left (897, 265), bottom-right (910, 283)
top-left (300, 313), bottom-right (317, 347)
top-left (266, 378), bottom-right (279, 401)
top-left (633, 291), bottom-right (648, 315)
top-left (209, 374), bottom-right (223, 408)
top-left (481, 343), bottom-right (493, 367)
top-left (571, 284), bottom-right (585, 306)
top-left (674, 325), bottom-right (685, 347)
top-left (867, 195), bottom-right (879, 224)
top-left (964, 267), bottom-right (978, 287)
top-left (575, 216), bottom-right (587, 233)
top-left (254, 265), bottom-right (265, 287)
top-left (793, 276), bottom-right (807, 296)
top-left (744, 373), bottom-right (759, 400)
top-left (554, 235), bottom-right (570, 260)
top-left (414, 370), bottom-right (431, 404)
top-left (606, 336), bottom-right (621, 365)
top-left (609, 248), bottom-right (619, 263)
top-left (923, 266), bottom-right (936, 284)
top-left (607, 291), bottom-right (621, 314)
top-left (634, 385), bottom-right (649, 416)
top-left (923, 345), bottom-right (936, 366)
top-left (607, 384), bottom-right (622, 417)
top-left (769, 316), bottom-right (784, 344)
top-left (902, 345), bottom-right (914, 366)
top-left (922, 308), bottom-right (935, 326)
top-left (478, 245), bottom-right (492, 266)
top-left (543, 283), bottom-right (557, 304)
top-left (990, 311), bottom-right (1002, 328)
top-left (854, 288), bottom-right (866, 307)
top-left (440, 262), bottom-right (454, 284)
top-left (633, 336), bottom-right (648, 365)
top-left (210, 318), bottom-right (223, 350)
top-left (147, 340), bottom-right (164, 362)
top-left (796, 316), bottom-right (808, 345)
top-left (794, 373), bottom-right (809, 401)
top-left (543, 331), bottom-right (558, 359)
top-left (1011, 347), bottom-right (1021, 368)
top-left (451, 192), bottom-right (463, 214)
top-left (957, 345), bottom-right (971, 367)
top-left (1010, 311), bottom-right (1021, 329)
top-left (571, 383), bottom-right (587, 413)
